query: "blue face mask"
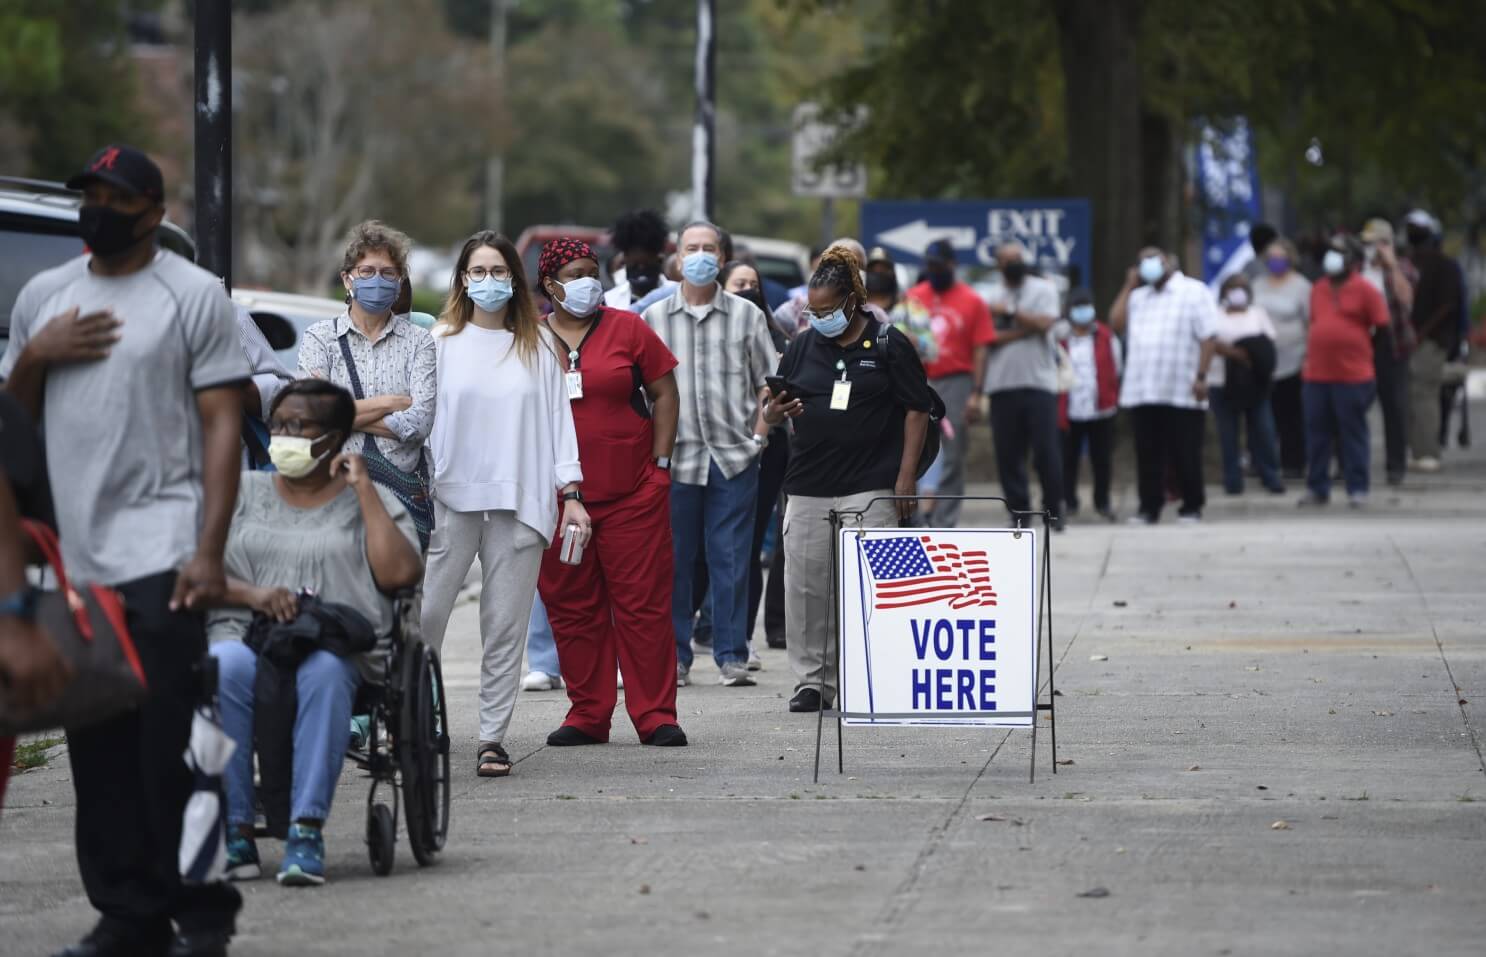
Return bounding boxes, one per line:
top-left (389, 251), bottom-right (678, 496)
top-left (808, 307), bottom-right (851, 338)
top-left (1138, 256), bottom-right (1166, 285)
top-left (682, 251), bottom-right (720, 286)
top-left (350, 274), bottom-right (399, 314)
top-left (1070, 304), bottom-right (1096, 325)
top-left (466, 275), bottom-right (513, 312)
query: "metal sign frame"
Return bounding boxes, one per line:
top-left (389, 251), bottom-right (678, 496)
top-left (811, 495), bottom-right (1059, 784)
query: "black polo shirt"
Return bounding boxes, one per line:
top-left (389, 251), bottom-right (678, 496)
top-left (776, 318), bottom-right (934, 498)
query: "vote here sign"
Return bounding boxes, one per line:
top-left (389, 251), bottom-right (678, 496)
top-left (837, 528), bottom-right (1038, 727)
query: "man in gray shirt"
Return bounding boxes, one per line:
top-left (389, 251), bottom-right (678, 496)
top-left (1, 145), bottom-right (246, 957)
top-left (983, 243), bottom-right (1065, 529)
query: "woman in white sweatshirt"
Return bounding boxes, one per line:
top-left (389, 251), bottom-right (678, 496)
top-left (421, 230), bottom-right (591, 778)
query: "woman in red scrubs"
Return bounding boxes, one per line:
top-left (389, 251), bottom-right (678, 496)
top-left (535, 238), bottom-right (688, 747)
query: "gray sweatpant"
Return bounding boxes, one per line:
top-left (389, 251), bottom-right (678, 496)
top-left (1409, 339), bottom-right (1446, 460)
top-left (926, 373), bottom-right (973, 526)
top-left (421, 501), bottom-right (546, 745)
top-left (784, 490), bottom-right (896, 698)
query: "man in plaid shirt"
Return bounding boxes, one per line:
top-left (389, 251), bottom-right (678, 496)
top-left (1110, 247), bottom-right (1219, 524)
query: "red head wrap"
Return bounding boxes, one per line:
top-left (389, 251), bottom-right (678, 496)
top-left (538, 237), bottom-right (596, 283)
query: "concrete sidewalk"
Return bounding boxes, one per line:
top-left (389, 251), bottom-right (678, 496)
top-left (3, 432), bottom-right (1484, 956)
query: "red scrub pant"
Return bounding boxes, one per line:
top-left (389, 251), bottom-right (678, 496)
top-left (538, 467), bottom-right (677, 741)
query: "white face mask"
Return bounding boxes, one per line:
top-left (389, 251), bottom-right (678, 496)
top-left (1223, 288), bottom-right (1250, 309)
top-left (1138, 255), bottom-right (1166, 284)
top-left (268, 434), bottom-right (336, 478)
top-left (554, 276), bottom-right (603, 318)
top-left (1322, 250), bottom-right (1347, 276)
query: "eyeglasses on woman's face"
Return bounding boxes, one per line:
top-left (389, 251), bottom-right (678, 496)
top-left (465, 265), bottom-right (512, 282)
top-left (350, 265), bottom-right (401, 281)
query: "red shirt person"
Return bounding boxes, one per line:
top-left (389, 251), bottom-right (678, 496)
top-left (1300, 235), bottom-right (1389, 506)
top-left (902, 239), bottom-right (996, 526)
top-left (534, 238), bottom-right (688, 747)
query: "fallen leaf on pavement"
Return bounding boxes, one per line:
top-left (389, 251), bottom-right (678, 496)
top-left (1372, 710), bottom-right (1393, 716)
top-left (630, 836), bottom-right (649, 845)
top-left (639, 884), bottom-right (652, 895)
top-left (1056, 759), bottom-right (1075, 766)
top-left (978, 814), bottom-right (1026, 825)
top-left (1186, 765), bottom-right (1201, 771)
top-left (1089, 654), bottom-right (1109, 662)
top-left (1112, 600), bottom-right (1128, 608)
top-left (1077, 887), bottom-right (1111, 898)
top-left (1270, 820), bottom-right (1291, 830)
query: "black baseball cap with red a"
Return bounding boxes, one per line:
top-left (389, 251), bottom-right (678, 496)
top-left (66, 145), bottom-right (164, 202)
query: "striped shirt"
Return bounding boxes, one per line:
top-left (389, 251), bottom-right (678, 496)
top-left (1119, 272), bottom-right (1218, 410)
top-left (298, 312), bottom-right (437, 472)
top-left (642, 285), bottom-right (775, 485)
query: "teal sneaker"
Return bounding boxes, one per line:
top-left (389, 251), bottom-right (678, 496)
top-left (225, 832), bottom-right (261, 881)
top-left (277, 823), bottom-right (326, 886)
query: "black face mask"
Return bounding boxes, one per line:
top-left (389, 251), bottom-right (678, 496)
top-left (927, 268), bottom-right (954, 292)
top-left (1405, 226), bottom-right (1433, 251)
top-left (78, 204), bottom-right (152, 257)
top-left (736, 287), bottom-right (767, 311)
top-left (628, 263), bottom-right (661, 298)
top-left (1002, 260), bottom-right (1028, 284)
top-left (865, 271), bottom-right (898, 296)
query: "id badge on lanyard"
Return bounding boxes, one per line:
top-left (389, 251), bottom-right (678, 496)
top-left (565, 348), bottom-right (584, 400)
top-left (830, 359), bottom-right (851, 410)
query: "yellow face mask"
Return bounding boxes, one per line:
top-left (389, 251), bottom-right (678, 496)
top-left (268, 434), bottom-right (335, 478)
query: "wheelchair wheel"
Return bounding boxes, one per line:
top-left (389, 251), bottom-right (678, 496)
top-left (367, 802), bottom-right (396, 876)
top-left (399, 640), bottom-right (451, 867)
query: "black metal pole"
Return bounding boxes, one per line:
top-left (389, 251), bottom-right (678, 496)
top-left (692, 0), bottom-right (715, 221)
top-left (194, 1), bottom-right (232, 288)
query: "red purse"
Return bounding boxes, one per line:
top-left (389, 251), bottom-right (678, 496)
top-left (0, 520), bottom-right (148, 734)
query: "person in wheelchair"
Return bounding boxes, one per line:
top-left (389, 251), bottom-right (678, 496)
top-left (207, 379), bottom-right (423, 886)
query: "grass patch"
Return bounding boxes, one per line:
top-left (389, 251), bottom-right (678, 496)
top-left (12, 736), bottom-right (64, 770)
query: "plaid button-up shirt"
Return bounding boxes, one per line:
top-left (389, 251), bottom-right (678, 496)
top-left (1119, 272), bottom-right (1218, 410)
top-left (642, 285), bottom-right (776, 486)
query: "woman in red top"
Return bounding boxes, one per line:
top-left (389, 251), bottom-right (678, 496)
top-left (1301, 235), bottom-right (1390, 507)
top-left (534, 238), bottom-right (688, 747)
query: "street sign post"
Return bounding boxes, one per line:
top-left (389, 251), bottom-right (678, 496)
top-left (791, 102), bottom-right (867, 199)
top-left (862, 199), bottom-right (1092, 286)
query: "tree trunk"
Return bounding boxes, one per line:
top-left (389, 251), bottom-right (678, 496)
top-left (1140, 109), bottom-right (1185, 264)
top-left (1054, 0), bottom-right (1143, 312)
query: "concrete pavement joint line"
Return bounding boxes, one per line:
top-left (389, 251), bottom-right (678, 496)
top-left (1388, 534), bottom-right (1485, 776)
top-left (847, 729), bottom-right (1013, 957)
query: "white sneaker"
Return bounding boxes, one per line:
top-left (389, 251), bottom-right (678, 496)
top-left (1413, 456), bottom-right (1442, 473)
top-left (676, 663), bottom-right (691, 687)
top-left (520, 671), bottom-right (562, 692)
top-left (718, 662), bottom-right (756, 687)
top-left (1347, 492), bottom-right (1369, 509)
top-left (747, 644), bottom-right (762, 671)
top-left (1177, 513), bottom-right (1201, 525)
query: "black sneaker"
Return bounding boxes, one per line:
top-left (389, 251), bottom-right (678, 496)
top-left (55, 923), bottom-right (171, 957)
top-left (643, 724), bottom-right (688, 747)
top-left (169, 928), bottom-right (233, 957)
top-left (789, 688), bottom-right (830, 712)
top-left (546, 726), bottom-right (605, 746)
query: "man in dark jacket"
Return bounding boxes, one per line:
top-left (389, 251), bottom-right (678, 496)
top-left (1404, 210), bottom-right (1464, 473)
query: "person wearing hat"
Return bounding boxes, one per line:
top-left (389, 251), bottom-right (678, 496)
top-left (419, 231), bottom-right (591, 777)
top-left (2, 145), bottom-right (246, 956)
top-left (903, 238), bottom-right (996, 527)
top-left (1359, 217), bottom-right (1417, 485)
top-left (1403, 209), bottom-right (1466, 473)
top-left (533, 237), bottom-right (687, 748)
top-left (1299, 234), bottom-right (1390, 507)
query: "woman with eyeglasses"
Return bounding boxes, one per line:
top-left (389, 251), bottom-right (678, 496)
top-left (531, 237), bottom-right (686, 748)
top-left (419, 231), bottom-right (592, 778)
top-left (298, 220), bottom-right (436, 547)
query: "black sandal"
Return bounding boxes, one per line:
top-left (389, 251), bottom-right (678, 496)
top-left (476, 741), bottom-right (511, 778)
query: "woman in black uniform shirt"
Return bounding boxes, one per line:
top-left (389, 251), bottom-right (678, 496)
top-left (761, 244), bottom-right (933, 712)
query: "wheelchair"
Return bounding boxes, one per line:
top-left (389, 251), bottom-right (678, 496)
top-left (346, 591), bottom-right (451, 876)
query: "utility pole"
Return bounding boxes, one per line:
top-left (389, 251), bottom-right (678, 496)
top-left (484, 0), bottom-right (508, 233)
top-left (193, 0), bottom-right (232, 287)
top-left (692, 0), bottom-right (715, 221)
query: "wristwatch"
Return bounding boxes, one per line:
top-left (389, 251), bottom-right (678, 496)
top-left (751, 432), bottom-right (767, 449)
top-left (0, 585), bottom-right (38, 622)
top-left (655, 456), bottom-right (672, 471)
top-left (562, 488), bottom-right (583, 503)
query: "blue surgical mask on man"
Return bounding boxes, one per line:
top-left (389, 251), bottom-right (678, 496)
top-left (682, 251), bottom-right (720, 286)
top-left (350, 274), bottom-right (400, 314)
top-left (808, 306), bottom-right (851, 338)
top-left (466, 275), bottom-right (513, 312)
top-left (1069, 304), bottom-right (1096, 325)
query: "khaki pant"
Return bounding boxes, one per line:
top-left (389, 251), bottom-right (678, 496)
top-left (783, 490), bottom-right (896, 698)
top-left (1409, 339), bottom-right (1446, 460)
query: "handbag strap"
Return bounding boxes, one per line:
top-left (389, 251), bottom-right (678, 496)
top-left (336, 324), bottom-right (381, 456)
top-left (20, 518), bottom-right (93, 640)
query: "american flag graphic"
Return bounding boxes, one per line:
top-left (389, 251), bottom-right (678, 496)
top-left (860, 535), bottom-right (998, 610)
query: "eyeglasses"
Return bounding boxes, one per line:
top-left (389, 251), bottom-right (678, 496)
top-left (268, 417), bottom-right (326, 437)
top-left (466, 266), bottom-right (512, 282)
top-left (802, 298), bottom-right (849, 322)
top-left (350, 265), bottom-right (401, 281)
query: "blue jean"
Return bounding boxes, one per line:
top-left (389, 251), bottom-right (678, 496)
top-left (671, 457), bottom-right (758, 668)
top-left (1210, 387), bottom-right (1282, 492)
top-left (526, 593), bottom-right (560, 676)
top-left (212, 641), bottom-right (360, 829)
top-left (1303, 380), bottom-right (1376, 498)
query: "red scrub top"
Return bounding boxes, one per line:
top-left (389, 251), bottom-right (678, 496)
top-left (558, 306), bottom-right (678, 503)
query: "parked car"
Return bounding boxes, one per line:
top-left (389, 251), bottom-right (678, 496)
top-left (230, 287), bottom-right (345, 369)
top-left (0, 176), bottom-right (197, 361)
top-left (733, 234), bottom-right (811, 290)
top-left (514, 224), bottom-right (615, 290)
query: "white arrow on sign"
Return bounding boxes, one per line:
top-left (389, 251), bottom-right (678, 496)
top-left (874, 220), bottom-right (977, 258)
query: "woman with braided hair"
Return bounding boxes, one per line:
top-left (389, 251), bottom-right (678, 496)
top-left (762, 244), bottom-right (936, 712)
